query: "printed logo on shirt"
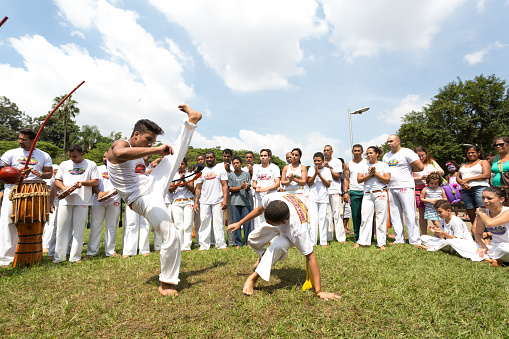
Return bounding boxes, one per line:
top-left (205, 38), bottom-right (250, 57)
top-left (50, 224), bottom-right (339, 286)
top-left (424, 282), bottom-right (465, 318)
top-left (69, 167), bottom-right (85, 175)
top-left (17, 157), bottom-right (38, 167)
top-left (134, 163), bottom-right (146, 174)
top-left (101, 172), bottom-right (109, 179)
top-left (387, 159), bottom-right (399, 167)
top-left (258, 173), bottom-right (273, 181)
top-left (203, 172), bottom-right (218, 180)
top-left (487, 225), bottom-right (506, 235)
top-left (283, 194), bottom-right (309, 224)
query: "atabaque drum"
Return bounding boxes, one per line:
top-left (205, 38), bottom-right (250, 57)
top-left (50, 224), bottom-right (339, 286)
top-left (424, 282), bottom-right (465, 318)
top-left (9, 180), bottom-right (50, 268)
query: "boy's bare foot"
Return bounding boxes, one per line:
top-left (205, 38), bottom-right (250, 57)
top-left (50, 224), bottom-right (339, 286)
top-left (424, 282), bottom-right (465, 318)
top-left (322, 245), bottom-right (328, 248)
top-left (142, 253), bottom-right (150, 257)
top-left (178, 105), bottom-right (202, 124)
top-left (110, 253), bottom-right (119, 257)
top-left (236, 246), bottom-right (240, 249)
top-left (121, 255), bottom-right (130, 259)
top-left (487, 258), bottom-right (502, 267)
top-left (74, 260), bottom-right (82, 263)
top-left (379, 245), bottom-right (386, 250)
top-left (158, 282), bottom-right (179, 297)
top-left (352, 243), bottom-right (360, 249)
top-left (340, 241), bottom-right (346, 244)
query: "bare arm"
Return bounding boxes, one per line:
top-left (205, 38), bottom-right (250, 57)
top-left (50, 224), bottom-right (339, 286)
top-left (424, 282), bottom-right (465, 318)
top-left (410, 159), bottom-right (424, 172)
top-left (343, 163), bottom-right (350, 202)
top-left (226, 205), bottom-right (265, 233)
top-left (281, 166), bottom-right (291, 186)
top-left (432, 160), bottom-right (445, 177)
top-left (221, 180), bottom-right (228, 209)
top-left (461, 160), bottom-right (491, 183)
top-left (292, 165), bottom-right (308, 186)
top-left (307, 169), bottom-right (318, 186)
top-left (193, 183), bottom-right (202, 213)
top-left (108, 140), bottom-right (173, 164)
top-left (316, 170), bottom-right (331, 188)
top-left (306, 252), bottom-right (341, 301)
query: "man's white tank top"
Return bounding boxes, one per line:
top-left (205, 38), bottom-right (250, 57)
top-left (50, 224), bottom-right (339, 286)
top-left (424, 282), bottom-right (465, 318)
top-left (107, 156), bottom-right (153, 205)
top-left (348, 159), bottom-right (367, 191)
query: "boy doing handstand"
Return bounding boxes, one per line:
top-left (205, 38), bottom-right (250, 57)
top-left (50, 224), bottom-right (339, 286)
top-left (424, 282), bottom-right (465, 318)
top-left (227, 192), bottom-right (341, 301)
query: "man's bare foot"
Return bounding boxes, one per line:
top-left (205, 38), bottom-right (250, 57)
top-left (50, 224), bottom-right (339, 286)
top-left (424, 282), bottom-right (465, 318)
top-left (221, 248), bottom-right (227, 251)
top-left (142, 253), bottom-right (150, 257)
top-left (322, 245), bottom-right (329, 248)
top-left (487, 258), bottom-right (502, 267)
top-left (121, 255), bottom-right (130, 259)
top-left (352, 243), bottom-right (360, 249)
top-left (236, 246), bottom-right (240, 249)
top-left (158, 282), bottom-right (179, 297)
top-left (85, 255), bottom-right (93, 259)
top-left (74, 260), bottom-right (82, 263)
top-left (178, 105), bottom-right (202, 124)
top-left (110, 253), bottom-right (119, 257)
top-left (253, 257), bottom-right (261, 269)
top-left (243, 278), bottom-right (255, 296)
top-left (185, 249), bottom-right (191, 252)
top-left (340, 241), bottom-right (346, 244)
top-left (379, 245), bottom-right (386, 250)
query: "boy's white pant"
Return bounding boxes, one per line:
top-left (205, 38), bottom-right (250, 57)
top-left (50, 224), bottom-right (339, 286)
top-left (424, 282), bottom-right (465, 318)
top-left (308, 201), bottom-right (329, 246)
top-left (329, 193), bottom-right (345, 242)
top-left (0, 185), bottom-right (16, 265)
top-left (248, 223), bottom-right (292, 281)
top-left (54, 205), bottom-right (89, 263)
top-left (43, 201), bottom-right (58, 249)
top-left (123, 206), bottom-right (150, 255)
top-left (388, 188), bottom-right (421, 245)
top-left (87, 203), bottom-right (120, 256)
top-left (172, 199), bottom-right (194, 251)
top-left (358, 191), bottom-right (388, 247)
top-left (421, 235), bottom-right (453, 252)
top-left (198, 203), bottom-right (226, 250)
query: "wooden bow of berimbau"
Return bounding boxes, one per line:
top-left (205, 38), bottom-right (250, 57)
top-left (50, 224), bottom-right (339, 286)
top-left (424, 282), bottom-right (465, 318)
top-left (169, 164), bottom-right (204, 189)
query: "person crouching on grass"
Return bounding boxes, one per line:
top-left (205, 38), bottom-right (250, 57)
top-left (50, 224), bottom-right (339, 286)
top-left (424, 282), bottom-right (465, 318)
top-left (226, 192), bottom-right (341, 301)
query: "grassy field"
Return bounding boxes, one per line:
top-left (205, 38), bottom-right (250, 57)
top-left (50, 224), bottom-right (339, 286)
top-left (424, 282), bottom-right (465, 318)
top-left (1, 226), bottom-right (509, 338)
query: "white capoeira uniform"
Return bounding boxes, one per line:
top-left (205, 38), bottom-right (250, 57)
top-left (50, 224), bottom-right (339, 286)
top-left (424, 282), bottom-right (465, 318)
top-left (421, 215), bottom-right (473, 252)
top-left (249, 192), bottom-right (313, 281)
top-left (196, 164), bottom-right (228, 250)
top-left (383, 148), bottom-right (421, 245)
top-left (307, 166), bottom-right (332, 246)
top-left (170, 171), bottom-right (195, 251)
top-left (108, 118), bottom-right (196, 285)
top-left (87, 164), bottom-right (121, 257)
top-left (252, 163), bottom-right (281, 229)
top-left (0, 148), bottom-right (52, 265)
top-left (42, 175), bottom-right (58, 251)
top-left (325, 158), bottom-right (344, 242)
top-left (448, 207), bottom-right (509, 262)
top-left (54, 159), bottom-right (99, 263)
top-left (358, 161), bottom-right (390, 247)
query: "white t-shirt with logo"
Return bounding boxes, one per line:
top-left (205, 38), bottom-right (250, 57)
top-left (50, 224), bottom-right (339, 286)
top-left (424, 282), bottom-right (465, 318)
top-left (94, 164), bottom-right (120, 206)
top-left (196, 165), bottom-right (227, 205)
top-left (1, 148), bottom-right (52, 183)
top-left (348, 159), bottom-right (367, 192)
top-left (307, 166), bottom-right (332, 203)
top-left (253, 163), bottom-right (281, 199)
top-left (325, 158), bottom-right (343, 194)
top-left (439, 216), bottom-right (473, 241)
top-left (56, 159), bottom-right (99, 206)
top-left (383, 148), bottom-right (420, 189)
top-left (360, 162), bottom-right (390, 192)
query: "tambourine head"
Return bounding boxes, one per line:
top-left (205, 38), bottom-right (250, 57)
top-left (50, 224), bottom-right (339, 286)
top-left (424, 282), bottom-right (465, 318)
top-left (0, 167), bottom-right (22, 184)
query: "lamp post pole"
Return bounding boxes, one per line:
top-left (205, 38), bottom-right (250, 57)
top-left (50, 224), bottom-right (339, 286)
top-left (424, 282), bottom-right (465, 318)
top-left (348, 107), bottom-right (370, 150)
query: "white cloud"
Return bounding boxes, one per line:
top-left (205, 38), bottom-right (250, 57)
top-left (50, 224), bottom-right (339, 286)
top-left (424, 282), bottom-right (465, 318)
top-left (319, 0), bottom-right (467, 60)
top-left (382, 94), bottom-right (427, 124)
top-left (464, 40), bottom-right (505, 65)
top-left (148, 0), bottom-right (328, 92)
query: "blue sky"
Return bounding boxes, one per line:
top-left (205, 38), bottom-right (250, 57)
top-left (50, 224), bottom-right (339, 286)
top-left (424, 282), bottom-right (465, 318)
top-left (1, 0), bottom-right (508, 165)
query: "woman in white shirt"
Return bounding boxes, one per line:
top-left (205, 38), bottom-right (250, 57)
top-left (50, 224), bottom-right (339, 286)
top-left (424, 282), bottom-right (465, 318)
top-left (355, 146), bottom-right (391, 250)
top-left (457, 145), bottom-right (491, 233)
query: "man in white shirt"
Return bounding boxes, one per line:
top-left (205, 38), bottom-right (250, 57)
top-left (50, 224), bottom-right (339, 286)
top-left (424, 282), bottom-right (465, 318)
top-left (194, 151), bottom-right (228, 250)
top-left (219, 149), bottom-right (235, 246)
top-left (323, 145), bottom-right (345, 243)
top-left (53, 144), bottom-right (99, 263)
top-left (343, 145), bottom-right (367, 242)
top-left (86, 152), bottom-right (121, 258)
top-left (383, 135), bottom-right (424, 245)
top-left (252, 149), bottom-right (281, 229)
top-left (0, 129), bottom-right (53, 266)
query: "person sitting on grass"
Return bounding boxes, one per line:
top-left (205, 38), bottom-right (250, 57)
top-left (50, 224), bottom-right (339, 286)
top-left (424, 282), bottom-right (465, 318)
top-left (419, 199), bottom-right (473, 252)
top-left (226, 192), bottom-right (341, 301)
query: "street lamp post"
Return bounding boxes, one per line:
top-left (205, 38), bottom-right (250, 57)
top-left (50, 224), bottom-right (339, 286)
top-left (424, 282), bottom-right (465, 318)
top-left (348, 107), bottom-right (370, 150)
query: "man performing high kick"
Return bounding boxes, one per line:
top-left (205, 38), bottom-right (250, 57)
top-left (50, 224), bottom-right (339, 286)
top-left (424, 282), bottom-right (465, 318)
top-left (107, 105), bottom-right (201, 296)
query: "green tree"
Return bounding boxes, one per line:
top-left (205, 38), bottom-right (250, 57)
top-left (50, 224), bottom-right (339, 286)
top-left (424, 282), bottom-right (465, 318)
top-left (0, 96), bottom-right (33, 141)
top-left (52, 94), bottom-right (80, 155)
top-left (69, 125), bottom-right (102, 151)
top-left (84, 142), bottom-right (112, 165)
top-left (35, 114), bottom-right (80, 150)
top-left (397, 74), bottom-right (509, 165)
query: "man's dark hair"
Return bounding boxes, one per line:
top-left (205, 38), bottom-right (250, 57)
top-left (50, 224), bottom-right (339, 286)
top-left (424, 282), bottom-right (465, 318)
top-left (223, 149), bottom-right (233, 156)
top-left (131, 119), bottom-right (164, 137)
top-left (353, 144), bottom-right (363, 151)
top-left (19, 129), bottom-right (36, 140)
top-left (313, 152), bottom-right (324, 160)
top-left (68, 144), bottom-right (83, 153)
top-left (245, 151), bottom-right (254, 157)
top-left (260, 149), bottom-right (272, 157)
top-left (264, 200), bottom-right (290, 224)
top-left (205, 151), bottom-right (216, 158)
top-left (196, 154), bottom-right (204, 160)
top-left (232, 156), bottom-right (242, 163)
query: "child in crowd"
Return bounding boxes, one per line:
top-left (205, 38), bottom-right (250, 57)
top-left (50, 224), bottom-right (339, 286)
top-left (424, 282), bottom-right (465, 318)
top-left (420, 173), bottom-right (447, 231)
top-left (307, 152), bottom-right (332, 247)
top-left (445, 161), bottom-right (460, 187)
top-left (420, 199), bottom-right (473, 251)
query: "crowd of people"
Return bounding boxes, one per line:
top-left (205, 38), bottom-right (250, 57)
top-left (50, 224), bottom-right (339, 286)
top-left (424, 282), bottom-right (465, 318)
top-left (1, 112), bottom-right (509, 296)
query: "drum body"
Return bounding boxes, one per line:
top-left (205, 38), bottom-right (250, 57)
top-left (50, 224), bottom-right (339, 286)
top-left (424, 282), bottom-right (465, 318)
top-left (9, 180), bottom-right (50, 268)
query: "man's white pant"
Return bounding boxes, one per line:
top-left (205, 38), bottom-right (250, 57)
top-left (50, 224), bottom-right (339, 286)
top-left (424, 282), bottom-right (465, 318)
top-left (123, 203), bottom-right (150, 255)
top-left (128, 119), bottom-right (196, 285)
top-left (194, 202), bottom-right (201, 246)
top-left (329, 193), bottom-right (345, 242)
top-left (252, 196), bottom-right (265, 230)
top-left (358, 191), bottom-right (388, 247)
top-left (87, 203), bottom-right (120, 256)
top-left (308, 201), bottom-right (329, 246)
top-left (54, 205), bottom-right (89, 263)
top-left (43, 201), bottom-right (58, 249)
top-left (172, 199), bottom-right (194, 251)
top-left (0, 185), bottom-right (17, 265)
top-left (388, 188), bottom-right (421, 245)
top-left (47, 204), bottom-right (59, 257)
top-left (198, 203), bottom-right (226, 250)
top-left (226, 194), bottom-right (234, 246)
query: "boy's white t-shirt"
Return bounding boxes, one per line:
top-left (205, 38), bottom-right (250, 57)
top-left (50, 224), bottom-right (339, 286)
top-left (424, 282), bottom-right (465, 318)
top-left (253, 163), bottom-right (281, 199)
top-left (360, 162), bottom-right (390, 192)
top-left (440, 215), bottom-right (473, 241)
top-left (56, 159), bottom-right (99, 206)
top-left (383, 147), bottom-right (419, 189)
top-left (0, 148), bottom-right (52, 182)
top-left (261, 192), bottom-right (313, 256)
top-left (307, 166), bottom-right (332, 203)
top-left (325, 158), bottom-right (343, 194)
top-left (196, 164), bottom-right (227, 205)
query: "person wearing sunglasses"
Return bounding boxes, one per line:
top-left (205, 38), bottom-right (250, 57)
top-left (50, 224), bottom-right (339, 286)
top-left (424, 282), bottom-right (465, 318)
top-left (490, 136), bottom-right (509, 188)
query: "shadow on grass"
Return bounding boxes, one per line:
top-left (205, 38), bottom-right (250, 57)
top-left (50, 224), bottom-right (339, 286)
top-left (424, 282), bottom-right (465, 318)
top-left (145, 261), bottom-right (228, 290)
top-left (255, 266), bottom-right (306, 295)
